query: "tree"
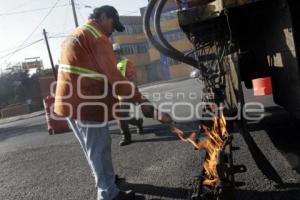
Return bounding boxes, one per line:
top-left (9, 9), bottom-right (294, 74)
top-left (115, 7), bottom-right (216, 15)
top-left (0, 69), bottom-right (42, 108)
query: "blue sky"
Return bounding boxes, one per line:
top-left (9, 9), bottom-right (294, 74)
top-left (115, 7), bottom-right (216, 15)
top-left (0, 0), bottom-right (148, 72)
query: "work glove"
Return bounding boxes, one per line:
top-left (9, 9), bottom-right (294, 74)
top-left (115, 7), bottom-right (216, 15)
top-left (141, 104), bottom-right (173, 124)
top-left (157, 111), bottom-right (173, 124)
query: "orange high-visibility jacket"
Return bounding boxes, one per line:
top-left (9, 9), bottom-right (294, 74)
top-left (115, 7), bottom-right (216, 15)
top-left (54, 19), bottom-right (146, 122)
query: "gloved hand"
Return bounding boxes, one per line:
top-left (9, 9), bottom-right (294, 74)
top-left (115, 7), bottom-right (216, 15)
top-left (157, 111), bottom-right (173, 124)
top-left (141, 104), bottom-right (154, 118)
top-left (141, 104), bottom-right (173, 124)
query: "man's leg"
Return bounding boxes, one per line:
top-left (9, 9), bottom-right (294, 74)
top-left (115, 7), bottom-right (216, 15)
top-left (118, 119), bottom-right (132, 146)
top-left (67, 118), bottom-right (89, 157)
top-left (128, 118), bottom-right (143, 135)
top-left (67, 119), bottom-right (119, 200)
top-left (118, 103), bottom-right (132, 146)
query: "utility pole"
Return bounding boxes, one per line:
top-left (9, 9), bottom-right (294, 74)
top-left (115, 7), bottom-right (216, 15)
top-left (71, 0), bottom-right (79, 27)
top-left (43, 29), bottom-right (57, 80)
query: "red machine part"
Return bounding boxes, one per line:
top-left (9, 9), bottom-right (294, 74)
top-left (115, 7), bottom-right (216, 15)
top-left (252, 77), bottom-right (273, 96)
top-left (43, 95), bottom-right (70, 135)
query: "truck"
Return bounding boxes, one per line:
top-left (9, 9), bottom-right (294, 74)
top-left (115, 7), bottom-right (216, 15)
top-left (143, 0), bottom-right (300, 199)
top-left (144, 0), bottom-right (300, 121)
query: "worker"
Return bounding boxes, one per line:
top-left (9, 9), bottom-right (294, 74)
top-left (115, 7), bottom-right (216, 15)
top-left (54, 5), bottom-right (173, 200)
top-left (113, 43), bottom-right (144, 146)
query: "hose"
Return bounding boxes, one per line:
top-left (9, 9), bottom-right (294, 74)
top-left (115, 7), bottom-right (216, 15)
top-left (154, 0), bottom-right (179, 54)
top-left (143, 0), bottom-right (199, 68)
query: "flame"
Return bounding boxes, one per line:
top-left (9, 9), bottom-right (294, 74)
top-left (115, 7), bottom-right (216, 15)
top-left (172, 106), bottom-right (228, 187)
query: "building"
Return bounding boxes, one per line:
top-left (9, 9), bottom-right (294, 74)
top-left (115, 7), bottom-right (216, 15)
top-left (21, 57), bottom-right (43, 70)
top-left (112, 3), bottom-right (194, 84)
top-left (142, 1), bottom-right (194, 81)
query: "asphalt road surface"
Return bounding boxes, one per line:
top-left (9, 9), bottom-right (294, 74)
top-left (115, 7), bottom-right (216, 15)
top-left (0, 79), bottom-right (299, 200)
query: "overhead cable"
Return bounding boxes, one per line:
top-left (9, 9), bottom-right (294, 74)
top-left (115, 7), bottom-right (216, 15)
top-left (0, 3), bottom-right (69, 16)
top-left (0, 39), bottom-right (43, 59)
top-left (4, 0), bottom-right (61, 62)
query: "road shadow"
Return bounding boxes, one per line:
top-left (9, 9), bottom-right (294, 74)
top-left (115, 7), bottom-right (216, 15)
top-left (247, 107), bottom-right (300, 174)
top-left (132, 137), bottom-right (179, 143)
top-left (110, 121), bottom-right (199, 136)
top-left (0, 112), bottom-right (44, 126)
top-left (110, 121), bottom-right (200, 144)
top-left (240, 123), bottom-right (284, 184)
top-left (235, 187), bottom-right (300, 200)
top-left (0, 123), bottom-right (48, 141)
top-left (228, 112), bottom-right (284, 185)
top-left (117, 180), bottom-right (189, 199)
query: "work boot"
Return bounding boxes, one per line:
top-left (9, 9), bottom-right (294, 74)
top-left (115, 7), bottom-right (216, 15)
top-left (119, 135), bottom-right (131, 146)
top-left (136, 118), bottom-right (144, 135)
top-left (115, 174), bottom-right (125, 184)
top-left (113, 190), bottom-right (135, 200)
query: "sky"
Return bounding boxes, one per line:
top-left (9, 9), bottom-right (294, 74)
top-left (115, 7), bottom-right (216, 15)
top-left (0, 0), bottom-right (149, 72)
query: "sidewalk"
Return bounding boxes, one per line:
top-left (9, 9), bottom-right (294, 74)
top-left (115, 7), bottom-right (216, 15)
top-left (139, 77), bottom-right (191, 89)
top-left (0, 110), bottom-right (45, 125)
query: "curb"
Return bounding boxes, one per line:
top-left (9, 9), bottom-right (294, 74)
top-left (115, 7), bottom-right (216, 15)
top-left (0, 111), bottom-right (45, 125)
top-left (139, 77), bottom-right (191, 89)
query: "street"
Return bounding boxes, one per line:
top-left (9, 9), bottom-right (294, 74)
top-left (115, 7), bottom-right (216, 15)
top-left (0, 79), bottom-right (300, 200)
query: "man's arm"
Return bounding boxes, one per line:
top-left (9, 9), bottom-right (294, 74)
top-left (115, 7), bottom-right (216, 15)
top-left (89, 38), bottom-right (145, 104)
top-left (87, 37), bottom-right (172, 123)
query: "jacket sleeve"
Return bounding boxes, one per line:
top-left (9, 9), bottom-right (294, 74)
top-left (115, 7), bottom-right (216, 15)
top-left (125, 61), bottom-right (137, 82)
top-left (87, 36), bottom-right (146, 104)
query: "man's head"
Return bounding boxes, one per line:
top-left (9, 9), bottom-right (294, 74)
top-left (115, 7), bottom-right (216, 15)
top-left (89, 5), bottom-right (125, 35)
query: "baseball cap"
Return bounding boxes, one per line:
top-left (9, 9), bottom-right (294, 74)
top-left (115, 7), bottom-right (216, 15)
top-left (90, 5), bottom-right (125, 32)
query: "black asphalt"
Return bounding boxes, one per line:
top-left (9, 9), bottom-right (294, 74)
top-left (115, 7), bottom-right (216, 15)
top-left (0, 79), bottom-right (299, 199)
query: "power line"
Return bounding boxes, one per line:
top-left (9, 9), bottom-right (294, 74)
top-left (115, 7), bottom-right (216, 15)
top-left (0, 35), bottom-right (67, 60)
top-left (0, 33), bottom-right (43, 54)
top-left (0, 3), bottom-right (69, 16)
top-left (49, 35), bottom-right (69, 38)
top-left (2, 0), bottom-right (37, 14)
top-left (48, 32), bottom-right (69, 37)
top-left (0, 39), bottom-right (43, 60)
top-left (0, 46), bottom-right (23, 54)
top-left (3, 0), bottom-right (62, 63)
top-left (79, 4), bottom-right (140, 15)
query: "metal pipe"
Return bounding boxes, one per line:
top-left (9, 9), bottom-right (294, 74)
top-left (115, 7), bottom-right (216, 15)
top-left (143, 0), bottom-right (198, 68)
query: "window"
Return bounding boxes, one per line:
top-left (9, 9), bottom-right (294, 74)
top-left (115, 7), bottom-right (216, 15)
top-left (164, 31), bottom-right (186, 42)
top-left (147, 31), bottom-right (186, 48)
top-left (161, 11), bottom-right (177, 21)
top-left (124, 24), bottom-right (143, 34)
top-left (120, 43), bottom-right (149, 55)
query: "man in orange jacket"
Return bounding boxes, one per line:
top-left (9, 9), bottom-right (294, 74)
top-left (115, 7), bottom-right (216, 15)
top-left (54, 5), bottom-right (172, 200)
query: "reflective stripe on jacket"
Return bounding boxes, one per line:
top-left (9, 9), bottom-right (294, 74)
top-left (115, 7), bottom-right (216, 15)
top-left (59, 64), bottom-right (103, 81)
top-left (117, 58), bottom-right (128, 77)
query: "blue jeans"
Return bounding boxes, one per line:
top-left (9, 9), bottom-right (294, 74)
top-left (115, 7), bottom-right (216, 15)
top-left (67, 119), bottom-right (119, 200)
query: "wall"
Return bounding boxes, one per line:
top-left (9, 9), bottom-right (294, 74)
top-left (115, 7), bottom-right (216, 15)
top-left (0, 104), bottom-right (29, 118)
top-left (38, 76), bottom-right (55, 99)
